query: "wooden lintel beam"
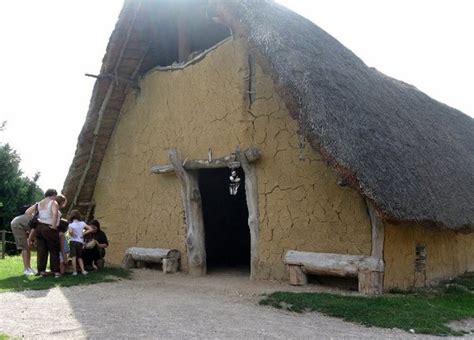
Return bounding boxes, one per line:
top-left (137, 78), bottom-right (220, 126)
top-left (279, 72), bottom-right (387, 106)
top-left (151, 147), bottom-right (261, 174)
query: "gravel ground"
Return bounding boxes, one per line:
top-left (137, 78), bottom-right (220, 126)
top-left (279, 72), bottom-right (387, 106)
top-left (0, 269), bottom-right (448, 339)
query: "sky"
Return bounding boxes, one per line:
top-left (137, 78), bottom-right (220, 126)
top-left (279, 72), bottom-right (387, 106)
top-left (0, 0), bottom-right (472, 193)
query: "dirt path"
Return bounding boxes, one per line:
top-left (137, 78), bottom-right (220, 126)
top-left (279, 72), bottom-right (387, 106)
top-left (0, 269), bottom-right (431, 339)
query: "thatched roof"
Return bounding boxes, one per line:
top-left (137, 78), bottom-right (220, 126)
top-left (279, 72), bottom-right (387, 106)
top-left (63, 0), bottom-right (474, 231)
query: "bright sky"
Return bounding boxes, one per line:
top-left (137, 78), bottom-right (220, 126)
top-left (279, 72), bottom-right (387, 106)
top-left (0, 1), bottom-right (472, 193)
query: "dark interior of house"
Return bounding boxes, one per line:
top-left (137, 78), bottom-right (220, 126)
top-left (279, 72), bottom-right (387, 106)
top-left (142, 0), bottom-right (231, 69)
top-left (198, 168), bottom-right (250, 271)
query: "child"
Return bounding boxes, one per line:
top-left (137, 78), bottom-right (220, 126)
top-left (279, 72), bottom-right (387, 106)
top-left (68, 210), bottom-right (93, 275)
top-left (58, 218), bottom-right (70, 275)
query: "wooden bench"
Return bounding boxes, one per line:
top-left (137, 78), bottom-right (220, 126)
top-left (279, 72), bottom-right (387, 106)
top-left (284, 250), bottom-right (384, 295)
top-left (123, 247), bottom-right (180, 273)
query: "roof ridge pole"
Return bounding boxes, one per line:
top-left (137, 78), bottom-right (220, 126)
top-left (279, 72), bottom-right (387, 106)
top-left (68, 1), bottom-right (142, 213)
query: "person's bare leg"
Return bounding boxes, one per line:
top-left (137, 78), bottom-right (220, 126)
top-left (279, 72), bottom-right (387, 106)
top-left (21, 250), bottom-right (29, 271)
top-left (71, 256), bottom-right (77, 274)
top-left (25, 248), bottom-right (32, 270)
top-left (78, 258), bottom-right (86, 273)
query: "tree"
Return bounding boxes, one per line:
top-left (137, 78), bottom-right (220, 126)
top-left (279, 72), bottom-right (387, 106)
top-left (0, 142), bottom-right (43, 253)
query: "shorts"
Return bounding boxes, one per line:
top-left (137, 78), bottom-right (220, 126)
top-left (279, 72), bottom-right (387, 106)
top-left (11, 225), bottom-right (28, 250)
top-left (60, 238), bottom-right (69, 263)
top-left (69, 241), bottom-right (83, 258)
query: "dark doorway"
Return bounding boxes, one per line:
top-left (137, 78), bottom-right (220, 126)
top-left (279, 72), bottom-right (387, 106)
top-left (198, 168), bottom-right (250, 272)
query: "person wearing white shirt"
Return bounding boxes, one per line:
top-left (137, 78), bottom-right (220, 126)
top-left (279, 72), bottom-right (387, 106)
top-left (68, 210), bottom-right (93, 276)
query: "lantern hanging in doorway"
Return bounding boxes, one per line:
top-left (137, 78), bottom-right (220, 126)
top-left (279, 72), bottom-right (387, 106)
top-left (228, 161), bottom-right (241, 196)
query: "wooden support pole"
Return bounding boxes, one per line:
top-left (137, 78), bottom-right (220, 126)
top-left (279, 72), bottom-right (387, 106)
top-left (85, 73), bottom-right (140, 89)
top-left (177, 8), bottom-right (191, 63)
top-left (68, 1), bottom-right (142, 214)
top-left (1, 230), bottom-right (5, 259)
top-left (169, 148), bottom-right (206, 276)
top-left (247, 54), bottom-right (256, 107)
top-left (236, 147), bottom-right (259, 280)
top-left (69, 82), bottom-right (115, 213)
top-left (366, 199), bottom-right (385, 259)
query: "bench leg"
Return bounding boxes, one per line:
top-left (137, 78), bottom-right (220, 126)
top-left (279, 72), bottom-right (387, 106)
top-left (136, 261), bottom-right (145, 269)
top-left (123, 255), bottom-right (136, 269)
top-left (358, 270), bottom-right (383, 295)
top-left (288, 265), bottom-right (307, 286)
top-left (162, 258), bottom-right (179, 274)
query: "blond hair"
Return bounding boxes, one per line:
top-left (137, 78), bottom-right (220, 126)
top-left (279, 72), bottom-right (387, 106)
top-left (56, 194), bottom-right (67, 207)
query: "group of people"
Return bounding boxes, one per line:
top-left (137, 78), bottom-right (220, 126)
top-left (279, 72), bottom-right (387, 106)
top-left (10, 189), bottom-right (109, 277)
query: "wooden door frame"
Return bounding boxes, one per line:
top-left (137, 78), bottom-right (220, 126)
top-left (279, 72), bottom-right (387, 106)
top-left (154, 147), bottom-right (260, 278)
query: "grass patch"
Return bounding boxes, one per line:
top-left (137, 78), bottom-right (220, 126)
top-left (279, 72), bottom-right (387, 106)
top-left (0, 255), bottom-right (130, 293)
top-left (0, 334), bottom-right (9, 340)
top-left (260, 273), bottom-right (474, 336)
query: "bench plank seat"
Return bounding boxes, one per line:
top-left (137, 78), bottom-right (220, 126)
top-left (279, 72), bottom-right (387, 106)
top-left (124, 247), bottom-right (180, 273)
top-left (284, 250), bottom-right (384, 295)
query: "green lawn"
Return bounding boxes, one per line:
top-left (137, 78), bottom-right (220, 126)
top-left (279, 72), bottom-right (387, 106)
top-left (0, 334), bottom-right (9, 340)
top-left (0, 255), bottom-right (130, 293)
top-left (260, 273), bottom-right (474, 336)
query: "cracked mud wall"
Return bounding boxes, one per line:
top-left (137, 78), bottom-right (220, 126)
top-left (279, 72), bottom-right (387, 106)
top-left (93, 37), bottom-right (371, 278)
top-left (384, 223), bottom-right (474, 290)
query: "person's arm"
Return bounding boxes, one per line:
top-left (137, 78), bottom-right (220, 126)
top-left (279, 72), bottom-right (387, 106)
top-left (97, 242), bottom-right (108, 249)
top-left (97, 233), bottom-right (109, 249)
top-left (83, 224), bottom-right (94, 236)
top-left (50, 201), bottom-right (59, 228)
top-left (27, 229), bottom-right (36, 248)
top-left (25, 204), bottom-right (37, 217)
top-left (68, 226), bottom-right (75, 238)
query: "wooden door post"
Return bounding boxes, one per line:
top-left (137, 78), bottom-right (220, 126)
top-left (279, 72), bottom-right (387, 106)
top-left (169, 148), bottom-right (206, 276)
top-left (237, 148), bottom-right (259, 279)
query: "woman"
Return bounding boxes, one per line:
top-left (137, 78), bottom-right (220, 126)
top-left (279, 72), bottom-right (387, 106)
top-left (27, 190), bottom-right (67, 277)
top-left (83, 219), bottom-right (109, 270)
top-left (10, 205), bottom-right (35, 275)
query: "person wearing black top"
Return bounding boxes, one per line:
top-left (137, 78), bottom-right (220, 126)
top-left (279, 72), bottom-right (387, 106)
top-left (83, 219), bottom-right (109, 270)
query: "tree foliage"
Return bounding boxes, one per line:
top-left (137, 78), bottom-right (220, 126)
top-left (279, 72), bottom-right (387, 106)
top-left (0, 140), bottom-right (43, 251)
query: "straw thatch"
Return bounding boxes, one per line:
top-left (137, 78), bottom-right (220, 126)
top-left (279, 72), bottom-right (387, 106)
top-left (63, 0), bottom-right (474, 231)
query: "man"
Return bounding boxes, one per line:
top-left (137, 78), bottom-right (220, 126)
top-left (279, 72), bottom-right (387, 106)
top-left (10, 206), bottom-right (35, 276)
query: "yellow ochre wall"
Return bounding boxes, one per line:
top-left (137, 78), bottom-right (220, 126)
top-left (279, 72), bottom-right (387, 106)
top-left (384, 223), bottom-right (474, 290)
top-left (93, 38), bottom-right (372, 279)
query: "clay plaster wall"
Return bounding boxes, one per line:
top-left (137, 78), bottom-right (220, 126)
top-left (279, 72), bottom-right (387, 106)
top-left (93, 38), bottom-right (372, 278)
top-left (384, 223), bottom-right (474, 290)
